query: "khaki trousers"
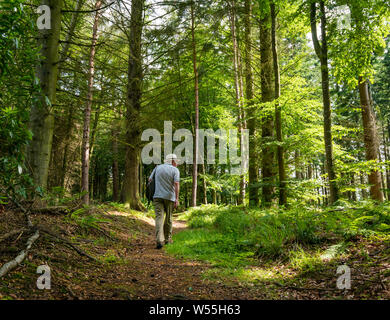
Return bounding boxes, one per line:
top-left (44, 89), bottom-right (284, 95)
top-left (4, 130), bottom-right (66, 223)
top-left (153, 198), bottom-right (173, 245)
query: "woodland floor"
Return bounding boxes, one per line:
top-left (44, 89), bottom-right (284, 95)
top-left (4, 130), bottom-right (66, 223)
top-left (0, 206), bottom-right (389, 300)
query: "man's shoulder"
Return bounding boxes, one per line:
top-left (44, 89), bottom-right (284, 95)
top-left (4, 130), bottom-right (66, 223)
top-left (157, 164), bottom-right (175, 172)
top-left (161, 164), bottom-right (179, 175)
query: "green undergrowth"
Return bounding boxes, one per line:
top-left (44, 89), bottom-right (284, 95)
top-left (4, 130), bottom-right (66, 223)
top-left (100, 202), bottom-right (155, 218)
top-left (166, 201), bottom-right (390, 284)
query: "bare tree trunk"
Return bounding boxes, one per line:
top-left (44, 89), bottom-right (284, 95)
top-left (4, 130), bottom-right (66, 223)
top-left (89, 102), bottom-right (101, 159)
top-left (60, 104), bottom-right (74, 188)
top-left (27, 0), bottom-right (62, 191)
top-left (229, 0), bottom-right (245, 205)
top-left (358, 78), bottom-right (384, 202)
top-left (360, 173), bottom-right (367, 199)
top-left (190, 2), bottom-right (199, 207)
top-left (244, 0), bottom-right (259, 206)
top-left (260, 9), bottom-right (275, 207)
top-left (238, 46), bottom-right (247, 205)
top-left (382, 123), bottom-right (390, 200)
top-left (271, 2), bottom-right (287, 206)
top-left (49, 0), bottom-right (85, 190)
top-left (112, 121), bottom-right (120, 202)
top-left (201, 164), bottom-right (207, 204)
top-left (310, 1), bottom-right (339, 204)
top-left (121, 0), bottom-right (145, 211)
top-left (81, 0), bottom-right (102, 205)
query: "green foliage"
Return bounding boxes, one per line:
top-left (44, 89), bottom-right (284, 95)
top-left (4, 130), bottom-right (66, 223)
top-left (288, 247), bottom-right (325, 274)
top-left (329, 0), bottom-right (390, 87)
top-left (42, 188), bottom-right (86, 207)
top-left (169, 202), bottom-right (390, 268)
top-left (66, 207), bottom-right (110, 233)
top-left (0, 0), bottom-right (40, 197)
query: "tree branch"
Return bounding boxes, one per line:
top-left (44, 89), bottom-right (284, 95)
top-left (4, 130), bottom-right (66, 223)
top-left (0, 230), bottom-right (40, 278)
top-left (62, 1), bottom-right (115, 13)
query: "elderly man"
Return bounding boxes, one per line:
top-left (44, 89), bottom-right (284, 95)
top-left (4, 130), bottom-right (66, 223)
top-left (149, 154), bottom-right (180, 249)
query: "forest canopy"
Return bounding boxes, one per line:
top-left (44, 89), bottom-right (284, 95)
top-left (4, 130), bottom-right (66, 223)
top-left (1, 0), bottom-right (390, 209)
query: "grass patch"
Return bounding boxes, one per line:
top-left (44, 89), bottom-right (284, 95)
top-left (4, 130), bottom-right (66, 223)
top-left (100, 250), bottom-right (127, 265)
top-left (166, 229), bottom-right (255, 267)
top-left (168, 202), bottom-right (390, 285)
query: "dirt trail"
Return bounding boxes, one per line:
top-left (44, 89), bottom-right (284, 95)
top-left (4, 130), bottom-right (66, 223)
top-left (1, 209), bottom-right (270, 300)
top-left (109, 215), bottom-right (263, 300)
top-left (4, 209), bottom-right (363, 300)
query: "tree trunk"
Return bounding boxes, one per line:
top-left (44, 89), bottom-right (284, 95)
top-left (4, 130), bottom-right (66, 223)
top-left (238, 51), bottom-right (247, 206)
top-left (260, 8), bottom-right (275, 207)
top-left (121, 0), bottom-right (146, 211)
top-left (190, 2), bottom-right (199, 207)
top-left (358, 78), bottom-right (384, 202)
top-left (310, 1), bottom-right (339, 204)
top-left (81, 0), bottom-right (102, 205)
top-left (201, 164), bottom-right (207, 204)
top-left (382, 123), bottom-right (390, 200)
top-left (244, 0), bottom-right (259, 206)
top-left (60, 0), bottom-right (86, 62)
top-left (60, 104), bottom-right (75, 188)
top-left (112, 121), bottom-right (120, 202)
top-left (295, 151), bottom-right (301, 180)
top-left (229, 0), bottom-right (245, 205)
top-left (27, 0), bottom-right (62, 191)
top-left (271, 2), bottom-right (287, 206)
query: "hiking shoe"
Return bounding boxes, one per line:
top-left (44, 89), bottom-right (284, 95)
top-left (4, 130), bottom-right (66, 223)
top-left (165, 239), bottom-right (173, 245)
top-left (156, 243), bottom-right (163, 249)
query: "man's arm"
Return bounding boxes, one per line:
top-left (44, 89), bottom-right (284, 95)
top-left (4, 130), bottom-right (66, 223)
top-left (148, 167), bottom-right (157, 183)
top-left (174, 182), bottom-right (180, 208)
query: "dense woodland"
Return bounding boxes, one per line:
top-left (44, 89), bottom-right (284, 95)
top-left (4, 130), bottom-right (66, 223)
top-left (1, 0), bottom-right (390, 208)
top-left (0, 0), bottom-right (390, 300)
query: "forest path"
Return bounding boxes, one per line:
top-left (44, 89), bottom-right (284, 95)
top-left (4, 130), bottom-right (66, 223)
top-left (116, 214), bottom-right (264, 300)
top-left (4, 207), bottom-right (384, 300)
top-left (1, 208), bottom-right (268, 300)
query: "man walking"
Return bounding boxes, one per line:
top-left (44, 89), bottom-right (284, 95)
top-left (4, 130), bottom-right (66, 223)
top-left (149, 154), bottom-right (180, 249)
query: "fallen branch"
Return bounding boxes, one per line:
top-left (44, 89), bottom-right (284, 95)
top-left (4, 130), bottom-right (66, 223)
top-left (31, 206), bottom-right (69, 215)
top-left (38, 226), bottom-right (98, 262)
top-left (0, 230), bottom-right (40, 278)
top-left (0, 228), bottom-right (29, 243)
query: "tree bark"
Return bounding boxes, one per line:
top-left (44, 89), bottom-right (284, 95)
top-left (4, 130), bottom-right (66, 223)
top-left (112, 121), bottom-right (120, 202)
top-left (81, 0), bottom-right (102, 205)
top-left (382, 123), bottom-right (390, 200)
top-left (310, 1), bottom-right (339, 204)
top-left (358, 78), bottom-right (385, 202)
top-left (201, 163), bottom-right (207, 204)
top-left (27, 0), bottom-right (62, 191)
top-left (190, 2), bottom-right (199, 207)
top-left (260, 7), bottom-right (275, 207)
top-left (60, 104), bottom-right (74, 188)
top-left (120, 0), bottom-right (146, 211)
top-left (237, 45), bottom-right (247, 205)
top-left (244, 0), bottom-right (259, 206)
top-left (271, 1), bottom-right (287, 206)
top-left (89, 103), bottom-right (101, 158)
top-left (229, 0), bottom-right (245, 205)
